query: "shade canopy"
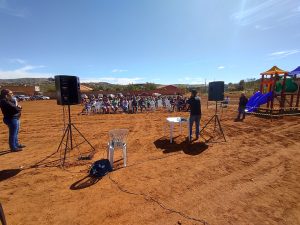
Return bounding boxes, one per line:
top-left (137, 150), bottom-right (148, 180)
top-left (260, 66), bottom-right (288, 75)
top-left (289, 66), bottom-right (300, 76)
top-left (152, 92), bottom-right (161, 97)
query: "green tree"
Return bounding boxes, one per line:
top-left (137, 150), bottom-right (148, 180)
top-left (144, 82), bottom-right (157, 91)
top-left (238, 80), bottom-right (245, 91)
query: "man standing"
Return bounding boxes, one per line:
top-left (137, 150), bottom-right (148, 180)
top-left (187, 90), bottom-right (201, 140)
top-left (237, 93), bottom-right (248, 121)
top-left (0, 89), bottom-right (25, 152)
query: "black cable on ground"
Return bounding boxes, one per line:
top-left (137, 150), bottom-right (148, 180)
top-left (108, 175), bottom-right (210, 225)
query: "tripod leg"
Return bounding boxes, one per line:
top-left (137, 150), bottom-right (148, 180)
top-left (199, 115), bottom-right (216, 141)
top-left (199, 115), bottom-right (215, 134)
top-left (56, 125), bottom-right (69, 152)
top-left (71, 124), bottom-right (96, 151)
top-left (0, 203), bottom-right (7, 225)
top-left (69, 120), bottom-right (73, 150)
top-left (216, 115), bottom-right (226, 142)
top-left (61, 125), bottom-right (70, 166)
top-left (214, 115), bottom-right (217, 131)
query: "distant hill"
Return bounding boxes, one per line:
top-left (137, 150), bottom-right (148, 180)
top-left (0, 77), bottom-right (204, 87)
top-left (0, 78), bottom-right (54, 85)
top-left (2, 77), bottom-right (260, 93)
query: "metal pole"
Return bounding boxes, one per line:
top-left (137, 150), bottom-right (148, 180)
top-left (68, 105), bottom-right (73, 150)
top-left (214, 101), bottom-right (218, 130)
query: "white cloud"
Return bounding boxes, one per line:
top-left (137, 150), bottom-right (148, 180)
top-left (148, 78), bottom-right (161, 83)
top-left (268, 49), bottom-right (300, 58)
top-left (81, 77), bottom-right (143, 85)
top-left (217, 66), bottom-right (225, 70)
top-left (295, 5), bottom-right (300, 12)
top-left (0, 64), bottom-right (49, 79)
top-left (8, 58), bottom-right (26, 64)
top-left (0, 0), bottom-right (28, 17)
top-left (232, 0), bottom-right (279, 25)
top-left (17, 65), bottom-right (45, 71)
top-left (112, 69), bottom-right (128, 73)
top-left (254, 24), bottom-right (273, 30)
top-left (177, 76), bottom-right (204, 84)
top-left (232, 0), bottom-right (298, 26)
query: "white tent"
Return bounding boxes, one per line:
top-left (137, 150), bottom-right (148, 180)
top-left (152, 92), bottom-right (161, 97)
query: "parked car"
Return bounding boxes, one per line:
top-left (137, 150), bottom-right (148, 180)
top-left (31, 95), bottom-right (50, 100)
top-left (15, 95), bottom-right (30, 101)
top-left (31, 95), bottom-right (40, 100)
top-left (41, 96), bottom-right (50, 100)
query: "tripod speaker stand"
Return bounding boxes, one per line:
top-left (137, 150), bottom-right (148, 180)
top-left (199, 101), bottom-right (226, 142)
top-left (57, 105), bottom-right (95, 167)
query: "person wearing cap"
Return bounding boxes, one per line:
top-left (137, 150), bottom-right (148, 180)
top-left (0, 89), bottom-right (25, 152)
top-left (187, 89), bottom-right (202, 140)
top-left (236, 93), bottom-right (248, 121)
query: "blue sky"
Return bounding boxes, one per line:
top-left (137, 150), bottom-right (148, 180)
top-left (0, 0), bottom-right (300, 84)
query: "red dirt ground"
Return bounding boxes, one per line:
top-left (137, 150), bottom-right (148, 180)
top-left (0, 99), bottom-right (299, 225)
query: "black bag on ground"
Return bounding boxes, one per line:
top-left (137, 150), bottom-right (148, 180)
top-left (89, 159), bottom-right (112, 178)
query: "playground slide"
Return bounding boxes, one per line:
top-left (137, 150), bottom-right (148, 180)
top-left (246, 91), bottom-right (262, 107)
top-left (246, 91), bottom-right (273, 112)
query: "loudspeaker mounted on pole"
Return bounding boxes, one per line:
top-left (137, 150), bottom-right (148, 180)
top-left (200, 81), bottom-right (226, 142)
top-left (208, 81), bottom-right (224, 101)
top-left (54, 75), bottom-right (95, 167)
top-left (55, 75), bottom-right (81, 105)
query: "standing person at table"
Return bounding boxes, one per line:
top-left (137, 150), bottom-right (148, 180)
top-left (187, 89), bottom-right (201, 140)
top-left (0, 89), bottom-right (25, 152)
top-left (236, 93), bottom-right (248, 121)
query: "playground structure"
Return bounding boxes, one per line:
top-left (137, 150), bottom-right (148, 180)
top-left (246, 66), bottom-right (300, 116)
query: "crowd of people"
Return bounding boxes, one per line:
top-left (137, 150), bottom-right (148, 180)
top-left (79, 94), bottom-right (190, 115)
top-left (0, 88), bottom-right (248, 154)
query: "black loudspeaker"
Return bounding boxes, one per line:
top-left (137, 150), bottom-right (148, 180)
top-left (55, 75), bottom-right (81, 105)
top-left (208, 81), bottom-right (224, 101)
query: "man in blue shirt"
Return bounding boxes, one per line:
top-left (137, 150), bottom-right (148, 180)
top-left (187, 90), bottom-right (201, 140)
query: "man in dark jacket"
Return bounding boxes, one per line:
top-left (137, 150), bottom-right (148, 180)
top-left (237, 93), bottom-right (248, 121)
top-left (187, 90), bottom-right (201, 140)
top-left (0, 89), bottom-right (25, 152)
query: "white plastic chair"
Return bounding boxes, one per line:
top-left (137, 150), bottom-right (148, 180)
top-left (107, 129), bottom-right (129, 168)
top-left (150, 100), bottom-right (156, 111)
top-left (95, 101), bottom-right (102, 113)
top-left (157, 99), bottom-right (163, 108)
top-left (128, 100), bottom-right (133, 113)
top-left (85, 104), bottom-right (92, 115)
top-left (165, 99), bottom-right (172, 112)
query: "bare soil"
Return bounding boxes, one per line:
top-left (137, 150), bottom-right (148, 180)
top-left (0, 99), bottom-right (299, 225)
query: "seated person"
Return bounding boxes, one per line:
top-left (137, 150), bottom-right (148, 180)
top-left (221, 96), bottom-right (230, 107)
top-left (138, 98), bottom-right (146, 112)
top-left (79, 99), bottom-right (91, 115)
top-left (132, 97), bottom-right (138, 113)
top-left (122, 99), bottom-right (129, 112)
top-left (102, 96), bottom-right (111, 114)
top-left (149, 99), bottom-right (156, 111)
top-left (176, 97), bottom-right (185, 111)
top-left (111, 98), bottom-right (119, 113)
top-left (94, 99), bottom-right (103, 114)
top-left (128, 99), bottom-right (133, 113)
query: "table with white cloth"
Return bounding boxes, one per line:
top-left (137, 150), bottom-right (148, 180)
top-left (164, 117), bottom-right (190, 143)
